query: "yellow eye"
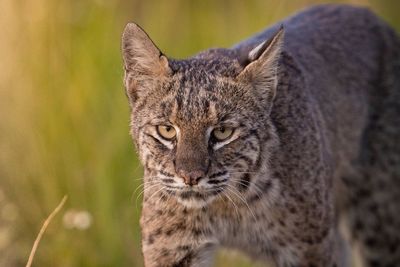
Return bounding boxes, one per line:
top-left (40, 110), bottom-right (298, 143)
top-left (212, 127), bottom-right (234, 141)
top-left (157, 125), bottom-right (176, 140)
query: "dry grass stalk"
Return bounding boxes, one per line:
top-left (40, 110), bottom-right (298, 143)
top-left (26, 195), bottom-right (68, 267)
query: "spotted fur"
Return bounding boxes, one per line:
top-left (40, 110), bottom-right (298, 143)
top-left (121, 4), bottom-right (400, 267)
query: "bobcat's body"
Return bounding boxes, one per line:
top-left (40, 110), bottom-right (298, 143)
top-left (122, 4), bottom-right (400, 267)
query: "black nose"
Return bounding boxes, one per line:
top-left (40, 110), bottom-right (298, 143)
top-left (177, 169), bottom-right (205, 186)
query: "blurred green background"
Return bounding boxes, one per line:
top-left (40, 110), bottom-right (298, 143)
top-left (0, 0), bottom-right (398, 266)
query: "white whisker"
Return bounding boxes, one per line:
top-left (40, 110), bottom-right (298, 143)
top-left (145, 187), bottom-right (166, 205)
top-left (226, 185), bottom-right (257, 221)
top-left (135, 182), bottom-right (163, 207)
top-left (221, 190), bottom-right (240, 219)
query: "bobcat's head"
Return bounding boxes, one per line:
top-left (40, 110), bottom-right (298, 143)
top-left (122, 23), bottom-right (283, 208)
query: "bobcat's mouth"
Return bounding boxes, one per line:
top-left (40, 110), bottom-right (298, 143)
top-left (164, 185), bottom-right (226, 208)
top-left (156, 170), bottom-right (229, 208)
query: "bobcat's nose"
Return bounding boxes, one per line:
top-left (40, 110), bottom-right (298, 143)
top-left (177, 169), bottom-right (205, 186)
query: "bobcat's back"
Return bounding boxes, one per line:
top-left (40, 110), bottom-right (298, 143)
top-left (234, 4), bottom-right (400, 265)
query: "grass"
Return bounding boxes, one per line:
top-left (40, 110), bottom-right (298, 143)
top-left (26, 196), bottom-right (67, 267)
top-left (0, 0), bottom-right (399, 266)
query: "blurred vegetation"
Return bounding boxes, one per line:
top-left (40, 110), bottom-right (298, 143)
top-left (0, 0), bottom-right (398, 266)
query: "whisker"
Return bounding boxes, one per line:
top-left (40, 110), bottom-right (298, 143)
top-left (229, 177), bottom-right (264, 192)
top-left (135, 183), bottom-right (163, 206)
top-left (132, 175), bottom-right (159, 182)
top-left (132, 180), bottom-right (159, 195)
top-left (145, 187), bottom-right (166, 205)
top-left (221, 191), bottom-right (240, 219)
top-left (131, 174), bottom-right (171, 200)
top-left (131, 180), bottom-right (160, 203)
top-left (226, 185), bottom-right (257, 221)
top-left (229, 178), bottom-right (265, 200)
top-left (152, 191), bottom-right (173, 209)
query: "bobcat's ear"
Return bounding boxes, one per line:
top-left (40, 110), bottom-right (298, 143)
top-left (237, 26), bottom-right (284, 105)
top-left (122, 23), bottom-right (171, 102)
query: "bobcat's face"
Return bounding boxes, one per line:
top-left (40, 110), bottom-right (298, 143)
top-left (122, 23), bottom-right (283, 208)
top-left (133, 70), bottom-right (268, 208)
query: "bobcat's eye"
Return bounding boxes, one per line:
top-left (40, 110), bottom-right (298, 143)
top-left (157, 125), bottom-right (176, 140)
top-left (212, 127), bottom-right (234, 141)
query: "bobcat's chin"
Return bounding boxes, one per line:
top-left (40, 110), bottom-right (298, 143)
top-left (175, 195), bottom-right (217, 209)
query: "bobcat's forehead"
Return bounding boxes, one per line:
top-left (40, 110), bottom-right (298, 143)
top-left (170, 55), bottom-right (243, 78)
top-left (139, 58), bottom-right (247, 127)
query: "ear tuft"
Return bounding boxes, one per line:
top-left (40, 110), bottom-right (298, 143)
top-left (248, 25), bottom-right (284, 62)
top-left (238, 26), bottom-right (284, 105)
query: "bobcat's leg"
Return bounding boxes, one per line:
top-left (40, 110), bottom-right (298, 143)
top-left (277, 228), bottom-right (348, 267)
top-left (140, 197), bottom-right (216, 267)
top-left (342, 167), bottom-right (400, 266)
top-left (268, 195), bottom-right (349, 267)
top-left (142, 237), bottom-right (215, 267)
top-left (343, 40), bottom-right (400, 266)
top-left (343, 167), bottom-right (400, 266)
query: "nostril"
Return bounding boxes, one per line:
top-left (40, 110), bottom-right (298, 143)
top-left (178, 169), bottom-right (205, 186)
top-left (191, 170), bottom-right (204, 184)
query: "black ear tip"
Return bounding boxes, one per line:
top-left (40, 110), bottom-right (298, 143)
top-left (276, 24), bottom-right (285, 37)
top-left (270, 25), bottom-right (285, 46)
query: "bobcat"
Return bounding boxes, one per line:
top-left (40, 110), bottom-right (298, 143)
top-left (121, 4), bottom-right (400, 267)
